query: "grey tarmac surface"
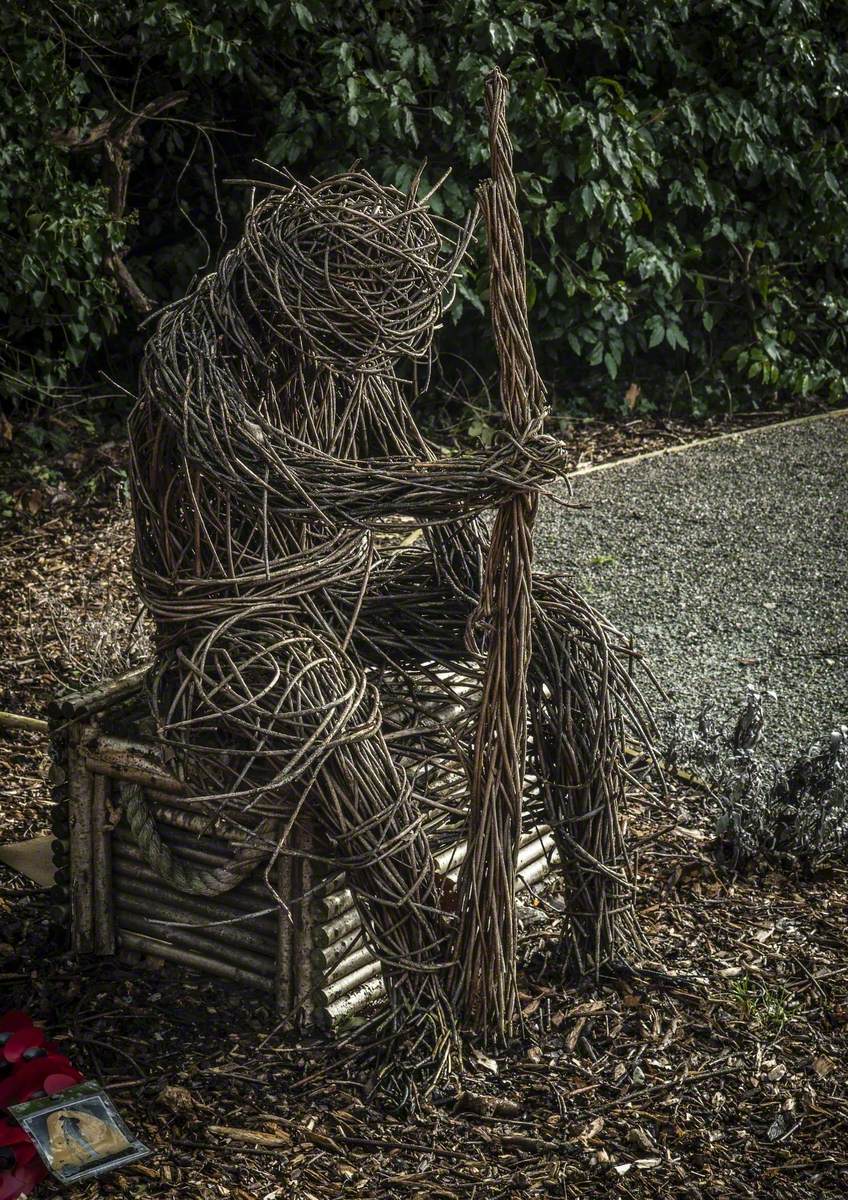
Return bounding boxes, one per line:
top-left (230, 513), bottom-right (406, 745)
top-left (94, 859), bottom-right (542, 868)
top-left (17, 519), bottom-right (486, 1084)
top-left (536, 411), bottom-right (848, 757)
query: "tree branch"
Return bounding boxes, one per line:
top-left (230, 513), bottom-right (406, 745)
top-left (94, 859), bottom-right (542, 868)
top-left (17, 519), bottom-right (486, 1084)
top-left (50, 93), bottom-right (189, 314)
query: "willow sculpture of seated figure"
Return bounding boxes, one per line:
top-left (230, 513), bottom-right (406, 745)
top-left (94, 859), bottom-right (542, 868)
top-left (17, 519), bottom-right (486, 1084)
top-left (128, 165), bottom-right (649, 1082)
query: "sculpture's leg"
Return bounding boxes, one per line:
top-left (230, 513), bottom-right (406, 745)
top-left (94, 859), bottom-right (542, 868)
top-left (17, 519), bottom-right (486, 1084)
top-left (357, 558), bottom-right (650, 983)
top-left (150, 600), bottom-right (458, 1097)
top-left (313, 725), bottom-right (455, 1017)
top-left (288, 634), bottom-right (460, 1097)
top-left (527, 574), bottom-right (648, 980)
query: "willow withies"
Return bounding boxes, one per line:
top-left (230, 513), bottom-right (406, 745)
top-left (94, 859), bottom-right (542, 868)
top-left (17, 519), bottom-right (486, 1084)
top-left (129, 72), bottom-right (652, 1097)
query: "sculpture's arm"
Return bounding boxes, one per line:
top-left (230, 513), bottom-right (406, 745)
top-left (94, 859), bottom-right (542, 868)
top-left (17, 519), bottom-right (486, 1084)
top-left (142, 312), bottom-right (568, 533)
top-left (203, 432), bottom-right (566, 530)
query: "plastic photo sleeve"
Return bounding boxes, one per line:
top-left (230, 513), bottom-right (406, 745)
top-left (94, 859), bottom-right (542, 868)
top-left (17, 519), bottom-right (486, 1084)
top-left (9, 1082), bottom-right (151, 1183)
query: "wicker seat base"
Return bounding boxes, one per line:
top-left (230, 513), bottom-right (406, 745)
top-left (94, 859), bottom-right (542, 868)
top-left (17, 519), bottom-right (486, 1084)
top-left (48, 670), bottom-right (556, 1032)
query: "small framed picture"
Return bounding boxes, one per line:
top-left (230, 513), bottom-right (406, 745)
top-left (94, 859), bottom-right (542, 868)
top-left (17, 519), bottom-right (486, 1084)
top-left (9, 1081), bottom-right (151, 1183)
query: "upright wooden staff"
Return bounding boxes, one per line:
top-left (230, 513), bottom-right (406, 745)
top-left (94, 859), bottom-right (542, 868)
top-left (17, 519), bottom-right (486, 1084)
top-left (452, 69), bottom-right (547, 1040)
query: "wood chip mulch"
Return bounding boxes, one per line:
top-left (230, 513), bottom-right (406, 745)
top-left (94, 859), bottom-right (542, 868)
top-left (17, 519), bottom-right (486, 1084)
top-left (3, 771), bottom-right (847, 1199)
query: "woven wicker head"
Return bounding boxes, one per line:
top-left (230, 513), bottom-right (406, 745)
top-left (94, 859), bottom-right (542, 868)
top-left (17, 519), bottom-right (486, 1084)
top-left (239, 169), bottom-right (472, 372)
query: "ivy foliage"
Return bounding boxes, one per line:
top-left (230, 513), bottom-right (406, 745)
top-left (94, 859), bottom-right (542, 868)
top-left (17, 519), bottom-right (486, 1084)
top-left (2, 0), bottom-right (847, 422)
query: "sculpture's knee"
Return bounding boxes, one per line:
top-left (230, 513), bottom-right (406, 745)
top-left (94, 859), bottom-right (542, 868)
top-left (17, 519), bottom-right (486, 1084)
top-left (152, 618), bottom-right (376, 792)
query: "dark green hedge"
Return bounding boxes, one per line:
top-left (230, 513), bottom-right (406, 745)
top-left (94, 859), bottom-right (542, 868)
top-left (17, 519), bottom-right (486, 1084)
top-left (3, 0), bottom-right (847, 429)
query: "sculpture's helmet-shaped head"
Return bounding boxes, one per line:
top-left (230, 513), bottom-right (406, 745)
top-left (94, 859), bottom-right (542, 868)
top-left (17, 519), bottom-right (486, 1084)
top-left (241, 170), bottom-right (472, 371)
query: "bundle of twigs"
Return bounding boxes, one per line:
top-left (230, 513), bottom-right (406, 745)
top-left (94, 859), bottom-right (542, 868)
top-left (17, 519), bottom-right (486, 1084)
top-left (451, 69), bottom-right (546, 1040)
